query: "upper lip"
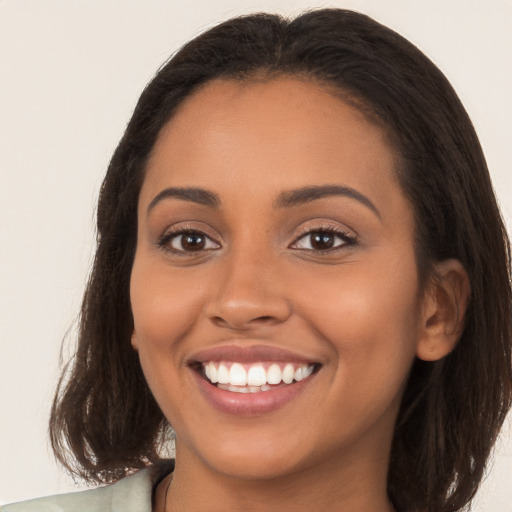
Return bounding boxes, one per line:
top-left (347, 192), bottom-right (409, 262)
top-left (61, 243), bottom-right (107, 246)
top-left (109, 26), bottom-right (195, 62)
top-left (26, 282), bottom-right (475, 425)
top-left (188, 344), bottom-right (319, 365)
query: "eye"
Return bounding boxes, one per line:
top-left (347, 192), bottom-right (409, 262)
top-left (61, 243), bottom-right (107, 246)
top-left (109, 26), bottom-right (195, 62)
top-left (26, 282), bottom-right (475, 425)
top-left (159, 229), bottom-right (220, 253)
top-left (291, 228), bottom-right (355, 252)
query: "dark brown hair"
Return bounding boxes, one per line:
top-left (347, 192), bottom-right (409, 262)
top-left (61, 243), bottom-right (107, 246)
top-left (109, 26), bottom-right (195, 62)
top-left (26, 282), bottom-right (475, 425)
top-left (50, 9), bottom-right (512, 512)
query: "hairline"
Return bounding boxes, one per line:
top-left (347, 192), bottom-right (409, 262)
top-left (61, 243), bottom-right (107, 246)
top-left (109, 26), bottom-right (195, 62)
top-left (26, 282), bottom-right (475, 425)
top-left (138, 70), bottom-right (433, 286)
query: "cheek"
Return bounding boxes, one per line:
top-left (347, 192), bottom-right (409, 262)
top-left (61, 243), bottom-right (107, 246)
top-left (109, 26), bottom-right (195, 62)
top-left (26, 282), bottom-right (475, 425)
top-left (129, 256), bottom-right (209, 412)
top-left (292, 251), bottom-right (421, 397)
top-left (130, 258), bottom-right (206, 349)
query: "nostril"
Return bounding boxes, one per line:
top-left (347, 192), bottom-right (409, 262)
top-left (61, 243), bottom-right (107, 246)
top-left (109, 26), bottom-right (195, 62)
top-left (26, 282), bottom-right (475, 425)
top-left (206, 296), bottom-right (292, 330)
top-left (211, 316), bottom-right (228, 327)
top-left (255, 316), bottom-right (274, 322)
top-left (210, 314), bottom-right (284, 330)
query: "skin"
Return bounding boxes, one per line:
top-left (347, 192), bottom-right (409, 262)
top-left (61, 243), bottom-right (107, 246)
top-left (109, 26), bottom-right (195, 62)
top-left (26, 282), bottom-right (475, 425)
top-left (130, 77), bottom-right (468, 512)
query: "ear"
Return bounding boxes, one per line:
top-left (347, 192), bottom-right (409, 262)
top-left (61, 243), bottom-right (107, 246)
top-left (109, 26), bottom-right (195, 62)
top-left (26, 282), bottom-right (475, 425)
top-left (416, 259), bottom-right (470, 361)
top-left (131, 330), bottom-right (139, 352)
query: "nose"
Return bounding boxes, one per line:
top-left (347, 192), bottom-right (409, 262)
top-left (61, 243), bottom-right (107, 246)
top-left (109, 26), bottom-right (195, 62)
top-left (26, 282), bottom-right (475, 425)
top-left (205, 250), bottom-right (292, 331)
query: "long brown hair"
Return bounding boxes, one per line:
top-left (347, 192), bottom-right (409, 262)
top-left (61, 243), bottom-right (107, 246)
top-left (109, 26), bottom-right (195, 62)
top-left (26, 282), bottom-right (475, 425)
top-left (49, 9), bottom-right (512, 511)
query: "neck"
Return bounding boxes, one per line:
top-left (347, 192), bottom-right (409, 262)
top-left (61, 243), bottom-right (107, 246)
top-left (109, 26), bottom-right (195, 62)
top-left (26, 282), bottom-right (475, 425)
top-left (162, 443), bottom-right (395, 512)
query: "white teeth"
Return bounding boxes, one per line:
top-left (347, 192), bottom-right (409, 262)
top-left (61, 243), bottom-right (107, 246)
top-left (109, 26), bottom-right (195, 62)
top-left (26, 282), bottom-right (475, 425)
top-left (282, 363), bottom-right (295, 384)
top-left (267, 364), bottom-right (282, 385)
top-left (217, 363), bottom-right (230, 384)
top-left (302, 365), bottom-right (314, 380)
top-left (247, 365), bottom-right (266, 386)
top-left (293, 365), bottom-right (314, 382)
top-left (218, 383), bottom-right (271, 393)
top-left (208, 362), bottom-right (218, 383)
top-left (202, 361), bottom-right (315, 390)
top-left (229, 363), bottom-right (247, 386)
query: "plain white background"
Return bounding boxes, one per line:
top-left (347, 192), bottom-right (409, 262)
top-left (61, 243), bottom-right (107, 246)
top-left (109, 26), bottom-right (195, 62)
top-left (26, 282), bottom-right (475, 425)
top-left (1, 0), bottom-right (511, 509)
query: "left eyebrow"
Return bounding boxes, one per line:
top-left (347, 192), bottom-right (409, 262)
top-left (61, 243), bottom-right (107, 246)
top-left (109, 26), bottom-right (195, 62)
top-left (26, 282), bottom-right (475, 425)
top-left (274, 184), bottom-right (381, 220)
top-left (147, 187), bottom-right (220, 213)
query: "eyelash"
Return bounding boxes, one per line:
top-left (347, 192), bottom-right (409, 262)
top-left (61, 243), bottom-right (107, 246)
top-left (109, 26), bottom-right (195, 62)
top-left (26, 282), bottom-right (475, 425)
top-left (290, 225), bottom-right (356, 253)
top-left (158, 224), bottom-right (356, 256)
top-left (158, 225), bottom-right (220, 255)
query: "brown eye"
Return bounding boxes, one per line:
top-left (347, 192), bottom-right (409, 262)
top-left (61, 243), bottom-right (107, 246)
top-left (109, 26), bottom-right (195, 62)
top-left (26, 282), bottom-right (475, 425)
top-left (291, 229), bottom-right (355, 252)
top-left (162, 230), bottom-right (220, 253)
top-left (309, 232), bottom-right (336, 250)
top-left (178, 233), bottom-right (206, 251)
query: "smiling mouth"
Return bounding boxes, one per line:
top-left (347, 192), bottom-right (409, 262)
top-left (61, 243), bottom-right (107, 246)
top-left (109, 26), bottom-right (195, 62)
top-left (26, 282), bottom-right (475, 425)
top-left (199, 361), bottom-right (317, 393)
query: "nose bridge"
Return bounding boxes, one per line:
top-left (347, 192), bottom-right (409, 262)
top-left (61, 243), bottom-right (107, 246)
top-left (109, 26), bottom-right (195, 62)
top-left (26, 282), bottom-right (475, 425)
top-left (205, 239), bottom-right (291, 329)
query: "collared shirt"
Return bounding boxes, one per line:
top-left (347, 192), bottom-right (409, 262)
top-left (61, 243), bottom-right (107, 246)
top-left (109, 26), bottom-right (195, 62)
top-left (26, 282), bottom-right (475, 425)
top-left (1, 462), bottom-right (173, 512)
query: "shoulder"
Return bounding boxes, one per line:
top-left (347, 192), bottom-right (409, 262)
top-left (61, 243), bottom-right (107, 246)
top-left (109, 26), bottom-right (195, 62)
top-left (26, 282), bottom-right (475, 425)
top-left (1, 463), bottom-right (173, 512)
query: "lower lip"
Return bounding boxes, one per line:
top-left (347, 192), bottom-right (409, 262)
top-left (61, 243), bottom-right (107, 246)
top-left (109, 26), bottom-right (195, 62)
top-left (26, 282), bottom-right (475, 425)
top-left (192, 369), bottom-right (316, 416)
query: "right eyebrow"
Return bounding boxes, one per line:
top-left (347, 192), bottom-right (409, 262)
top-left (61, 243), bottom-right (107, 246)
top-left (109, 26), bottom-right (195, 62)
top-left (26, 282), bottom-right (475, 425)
top-left (274, 184), bottom-right (381, 221)
top-left (147, 187), bottom-right (220, 213)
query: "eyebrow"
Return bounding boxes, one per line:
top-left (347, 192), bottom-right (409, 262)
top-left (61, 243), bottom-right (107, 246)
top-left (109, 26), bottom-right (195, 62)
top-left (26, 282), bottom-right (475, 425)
top-left (275, 184), bottom-right (381, 219)
top-left (147, 184), bottom-right (380, 219)
top-left (147, 187), bottom-right (220, 213)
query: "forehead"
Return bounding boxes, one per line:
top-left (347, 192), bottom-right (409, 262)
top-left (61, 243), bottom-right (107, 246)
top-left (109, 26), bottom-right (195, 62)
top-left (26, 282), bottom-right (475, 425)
top-left (141, 77), bottom-right (409, 224)
top-left (156, 77), bottom-right (391, 159)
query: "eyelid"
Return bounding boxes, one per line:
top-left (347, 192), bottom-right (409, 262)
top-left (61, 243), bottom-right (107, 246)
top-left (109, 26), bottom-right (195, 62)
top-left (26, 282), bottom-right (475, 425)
top-left (158, 222), bottom-right (222, 254)
top-left (289, 222), bottom-right (357, 252)
top-left (156, 220), bottom-right (356, 256)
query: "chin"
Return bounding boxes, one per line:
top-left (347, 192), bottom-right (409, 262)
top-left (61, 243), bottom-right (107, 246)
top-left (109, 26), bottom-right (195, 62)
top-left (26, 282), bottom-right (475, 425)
top-left (178, 430), bottom-right (312, 481)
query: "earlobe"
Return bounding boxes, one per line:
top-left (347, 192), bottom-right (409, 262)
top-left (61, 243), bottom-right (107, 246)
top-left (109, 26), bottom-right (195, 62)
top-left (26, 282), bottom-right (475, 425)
top-left (131, 331), bottom-right (139, 352)
top-left (416, 259), bottom-right (471, 361)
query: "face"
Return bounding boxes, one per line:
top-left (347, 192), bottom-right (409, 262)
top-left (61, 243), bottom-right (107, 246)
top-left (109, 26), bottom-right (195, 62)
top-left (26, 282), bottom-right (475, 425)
top-left (130, 77), bottom-right (425, 482)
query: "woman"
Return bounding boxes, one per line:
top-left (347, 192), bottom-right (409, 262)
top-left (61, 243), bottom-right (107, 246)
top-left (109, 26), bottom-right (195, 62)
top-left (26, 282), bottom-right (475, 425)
top-left (3, 8), bottom-right (511, 512)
